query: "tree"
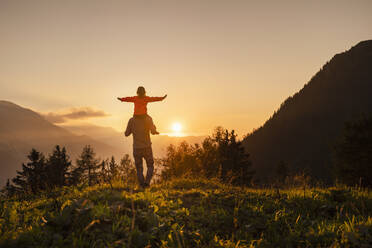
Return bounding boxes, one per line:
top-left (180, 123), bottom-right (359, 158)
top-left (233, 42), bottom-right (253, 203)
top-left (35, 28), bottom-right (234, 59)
top-left (100, 156), bottom-right (120, 189)
top-left (12, 149), bottom-right (47, 194)
top-left (46, 145), bottom-right (72, 188)
top-left (118, 154), bottom-right (136, 184)
top-left (160, 142), bottom-right (202, 180)
top-left (275, 160), bottom-right (288, 184)
top-left (333, 115), bottom-right (372, 187)
top-left (97, 157), bottom-right (118, 185)
top-left (109, 156), bottom-right (118, 178)
top-left (98, 159), bottom-right (108, 185)
top-left (70, 164), bottom-right (84, 186)
top-left (213, 127), bottom-right (255, 185)
top-left (160, 127), bottom-right (255, 185)
top-left (198, 137), bottom-right (219, 178)
top-left (73, 145), bottom-right (100, 186)
top-left (1, 179), bottom-right (17, 197)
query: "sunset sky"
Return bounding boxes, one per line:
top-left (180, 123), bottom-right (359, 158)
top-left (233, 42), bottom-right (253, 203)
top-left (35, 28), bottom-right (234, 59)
top-left (1, 0), bottom-right (371, 136)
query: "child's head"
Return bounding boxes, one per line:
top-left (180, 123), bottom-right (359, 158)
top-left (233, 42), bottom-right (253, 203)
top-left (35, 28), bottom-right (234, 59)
top-left (137, 86), bottom-right (146, 97)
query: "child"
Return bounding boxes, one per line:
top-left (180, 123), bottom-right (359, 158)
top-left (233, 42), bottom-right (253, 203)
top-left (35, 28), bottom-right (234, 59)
top-left (117, 86), bottom-right (167, 135)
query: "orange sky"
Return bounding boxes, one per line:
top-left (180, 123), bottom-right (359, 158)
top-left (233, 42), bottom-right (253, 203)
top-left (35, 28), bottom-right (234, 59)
top-left (1, 0), bottom-right (371, 136)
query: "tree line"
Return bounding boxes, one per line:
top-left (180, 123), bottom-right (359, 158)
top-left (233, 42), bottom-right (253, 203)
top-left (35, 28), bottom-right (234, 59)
top-left (160, 127), bottom-right (256, 185)
top-left (160, 118), bottom-right (372, 188)
top-left (3, 145), bottom-right (136, 197)
top-left (2, 116), bottom-right (371, 197)
top-left (270, 115), bottom-right (372, 188)
top-left (2, 127), bottom-right (256, 197)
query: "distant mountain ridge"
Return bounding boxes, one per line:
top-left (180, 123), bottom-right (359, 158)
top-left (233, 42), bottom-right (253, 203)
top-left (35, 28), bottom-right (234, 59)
top-left (0, 101), bottom-right (124, 186)
top-left (243, 40), bottom-right (372, 183)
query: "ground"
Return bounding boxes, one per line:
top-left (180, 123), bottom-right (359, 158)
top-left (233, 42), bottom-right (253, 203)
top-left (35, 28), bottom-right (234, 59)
top-left (0, 178), bottom-right (371, 247)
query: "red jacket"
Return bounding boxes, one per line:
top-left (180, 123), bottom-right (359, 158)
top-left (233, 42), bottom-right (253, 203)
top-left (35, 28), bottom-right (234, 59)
top-left (119, 96), bottom-right (165, 115)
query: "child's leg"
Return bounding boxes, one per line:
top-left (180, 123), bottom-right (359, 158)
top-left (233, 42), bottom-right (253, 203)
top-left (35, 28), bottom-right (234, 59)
top-left (145, 115), bottom-right (159, 134)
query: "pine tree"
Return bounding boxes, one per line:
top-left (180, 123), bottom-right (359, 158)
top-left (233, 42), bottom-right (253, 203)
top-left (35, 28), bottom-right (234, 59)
top-left (333, 115), bottom-right (372, 187)
top-left (98, 159), bottom-right (109, 184)
top-left (46, 145), bottom-right (72, 188)
top-left (70, 165), bottom-right (84, 186)
top-left (109, 156), bottom-right (118, 178)
top-left (213, 127), bottom-right (255, 185)
top-left (12, 149), bottom-right (47, 194)
top-left (275, 160), bottom-right (288, 184)
top-left (73, 145), bottom-right (100, 186)
top-left (119, 154), bottom-right (136, 183)
top-left (2, 179), bottom-right (17, 197)
top-left (102, 156), bottom-right (119, 189)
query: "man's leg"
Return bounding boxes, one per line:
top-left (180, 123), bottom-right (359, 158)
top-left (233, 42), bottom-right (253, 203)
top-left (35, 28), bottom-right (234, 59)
top-left (133, 148), bottom-right (145, 187)
top-left (144, 146), bottom-right (154, 186)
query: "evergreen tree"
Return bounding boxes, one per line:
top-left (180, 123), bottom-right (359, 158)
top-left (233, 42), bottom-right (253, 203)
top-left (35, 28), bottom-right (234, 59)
top-left (119, 154), bottom-right (136, 183)
top-left (70, 165), bottom-right (84, 186)
top-left (333, 115), bottom-right (372, 187)
top-left (275, 160), bottom-right (288, 183)
top-left (46, 145), bottom-right (72, 188)
top-left (213, 127), bottom-right (255, 185)
top-left (199, 137), bottom-right (219, 178)
top-left (108, 156), bottom-right (119, 180)
top-left (102, 156), bottom-right (119, 188)
top-left (12, 149), bottom-right (47, 193)
top-left (98, 158), bottom-right (111, 184)
top-left (2, 179), bottom-right (17, 197)
top-left (160, 127), bottom-right (255, 185)
top-left (73, 145), bottom-right (100, 186)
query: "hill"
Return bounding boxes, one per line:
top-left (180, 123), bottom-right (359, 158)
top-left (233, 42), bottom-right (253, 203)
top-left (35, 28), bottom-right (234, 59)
top-left (1, 178), bottom-right (371, 247)
top-left (0, 101), bottom-right (124, 186)
top-left (243, 40), bottom-right (372, 183)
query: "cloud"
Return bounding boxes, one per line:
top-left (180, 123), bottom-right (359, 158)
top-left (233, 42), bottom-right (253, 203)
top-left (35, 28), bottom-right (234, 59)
top-left (42, 107), bottom-right (109, 124)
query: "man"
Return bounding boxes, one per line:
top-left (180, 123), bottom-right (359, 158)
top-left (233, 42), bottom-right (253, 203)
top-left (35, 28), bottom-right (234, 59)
top-left (125, 116), bottom-right (154, 188)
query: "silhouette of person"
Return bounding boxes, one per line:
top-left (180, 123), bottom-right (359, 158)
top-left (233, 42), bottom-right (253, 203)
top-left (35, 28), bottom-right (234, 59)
top-left (118, 86), bottom-right (167, 135)
top-left (125, 115), bottom-right (154, 188)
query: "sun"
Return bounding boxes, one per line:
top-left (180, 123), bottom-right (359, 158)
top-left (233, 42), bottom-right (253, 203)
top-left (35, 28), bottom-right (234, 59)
top-left (172, 122), bottom-right (182, 133)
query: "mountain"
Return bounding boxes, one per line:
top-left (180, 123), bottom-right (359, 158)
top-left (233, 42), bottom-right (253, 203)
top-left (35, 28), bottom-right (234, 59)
top-left (243, 40), bottom-right (372, 183)
top-left (0, 101), bottom-right (124, 186)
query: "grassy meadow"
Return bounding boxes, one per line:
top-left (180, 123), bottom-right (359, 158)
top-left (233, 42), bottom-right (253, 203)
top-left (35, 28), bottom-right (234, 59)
top-left (0, 178), bottom-right (371, 247)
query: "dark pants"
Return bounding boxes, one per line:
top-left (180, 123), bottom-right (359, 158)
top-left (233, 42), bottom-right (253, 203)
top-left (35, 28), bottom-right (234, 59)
top-left (133, 146), bottom-right (154, 186)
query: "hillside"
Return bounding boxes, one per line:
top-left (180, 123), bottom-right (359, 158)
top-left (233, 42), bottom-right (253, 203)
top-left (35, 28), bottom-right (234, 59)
top-left (243, 40), bottom-right (372, 183)
top-left (0, 101), bottom-right (124, 186)
top-left (1, 178), bottom-right (371, 247)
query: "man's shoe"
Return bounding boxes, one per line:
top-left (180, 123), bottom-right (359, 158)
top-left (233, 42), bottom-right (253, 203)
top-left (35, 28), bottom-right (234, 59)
top-left (151, 130), bottom-right (160, 135)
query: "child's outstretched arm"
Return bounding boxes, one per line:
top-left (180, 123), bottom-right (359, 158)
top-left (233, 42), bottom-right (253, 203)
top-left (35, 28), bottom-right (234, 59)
top-left (117, 96), bottom-right (136, 102)
top-left (146, 94), bottom-right (167, 102)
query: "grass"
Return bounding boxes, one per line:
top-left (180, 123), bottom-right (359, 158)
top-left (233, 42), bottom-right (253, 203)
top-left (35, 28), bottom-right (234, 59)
top-left (0, 178), bottom-right (371, 247)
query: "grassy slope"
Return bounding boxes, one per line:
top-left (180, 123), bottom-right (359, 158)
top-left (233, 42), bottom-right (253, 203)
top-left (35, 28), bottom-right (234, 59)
top-left (0, 179), bottom-right (371, 247)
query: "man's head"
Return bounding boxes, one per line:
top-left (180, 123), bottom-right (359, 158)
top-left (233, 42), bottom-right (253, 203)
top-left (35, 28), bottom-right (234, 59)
top-left (137, 86), bottom-right (146, 97)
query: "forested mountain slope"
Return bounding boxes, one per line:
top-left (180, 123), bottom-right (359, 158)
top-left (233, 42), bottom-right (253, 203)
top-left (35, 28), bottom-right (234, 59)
top-left (243, 40), bottom-right (372, 182)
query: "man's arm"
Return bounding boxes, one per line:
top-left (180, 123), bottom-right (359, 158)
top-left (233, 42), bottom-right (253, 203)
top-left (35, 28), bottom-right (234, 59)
top-left (146, 94), bottom-right (167, 102)
top-left (118, 96), bottom-right (136, 102)
top-left (125, 118), bottom-right (133, 137)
